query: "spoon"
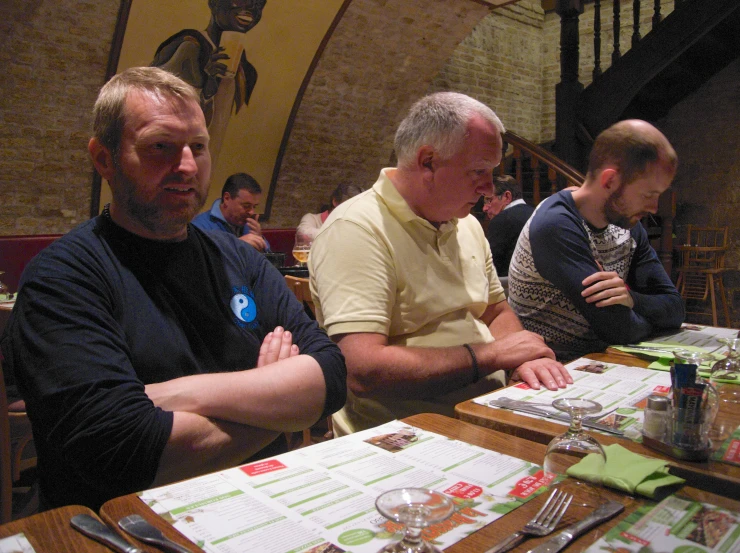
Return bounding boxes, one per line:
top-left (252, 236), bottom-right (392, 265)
top-left (118, 514), bottom-right (193, 553)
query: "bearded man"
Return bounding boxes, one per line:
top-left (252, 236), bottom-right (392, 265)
top-left (508, 120), bottom-right (684, 360)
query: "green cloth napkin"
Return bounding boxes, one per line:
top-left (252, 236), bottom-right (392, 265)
top-left (566, 444), bottom-right (685, 498)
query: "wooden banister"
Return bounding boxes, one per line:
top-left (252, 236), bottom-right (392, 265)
top-left (499, 131), bottom-right (585, 197)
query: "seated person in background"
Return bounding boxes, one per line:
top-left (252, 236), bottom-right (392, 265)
top-left (296, 183), bottom-right (364, 241)
top-left (310, 91), bottom-right (571, 436)
top-left (484, 175), bottom-right (534, 277)
top-left (0, 67), bottom-right (346, 510)
top-left (192, 172), bottom-right (270, 252)
top-left (508, 119), bottom-right (684, 360)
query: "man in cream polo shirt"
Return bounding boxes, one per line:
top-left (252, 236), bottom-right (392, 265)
top-left (310, 92), bottom-right (572, 436)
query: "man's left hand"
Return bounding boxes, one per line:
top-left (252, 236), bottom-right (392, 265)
top-left (581, 271), bottom-right (634, 308)
top-left (511, 358), bottom-right (572, 391)
top-left (258, 326), bottom-right (300, 367)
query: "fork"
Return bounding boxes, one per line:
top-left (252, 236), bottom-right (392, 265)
top-left (483, 489), bottom-right (573, 553)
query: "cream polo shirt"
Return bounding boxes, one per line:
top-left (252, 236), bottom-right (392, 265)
top-left (309, 169), bottom-right (506, 435)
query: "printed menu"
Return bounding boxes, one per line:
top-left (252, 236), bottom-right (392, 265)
top-left (649, 323), bottom-right (738, 352)
top-left (139, 420), bottom-right (552, 553)
top-left (582, 494), bottom-right (739, 553)
top-left (473, 357), bottom-right (673, 441)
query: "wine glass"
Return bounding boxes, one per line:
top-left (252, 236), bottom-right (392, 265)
top-left (710, 338), bottom-right (740, 404)
top-left (543, 398), bottom-right (607, 507)
top-left (292, 234), bottom-right (312, 267)
top-left (375, 488), bottom-right (455, 553)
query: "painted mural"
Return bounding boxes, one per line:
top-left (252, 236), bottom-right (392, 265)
top-left (99, 0), bottom-right (346, 218)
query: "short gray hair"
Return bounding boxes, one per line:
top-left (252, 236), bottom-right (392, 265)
top-left (394, 92), bottom-right (505, 169)
top-left (92, 66), bottom-right (201, 160)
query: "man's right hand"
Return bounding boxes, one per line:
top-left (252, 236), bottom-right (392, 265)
top-left (485, 330), bottom-right (556, 367)
top-left (240, 233), bottom-right (267, 251)
top-left (481, 330), bottom-right (571, 390)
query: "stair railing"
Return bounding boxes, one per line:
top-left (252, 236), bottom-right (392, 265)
top-left (498, 131), bottom-right (584, 205)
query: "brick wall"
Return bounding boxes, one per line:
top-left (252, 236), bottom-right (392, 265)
top-left (0, 0), bottom-right (119, 234)
top-left (269, 0), bottom-right (491, 229)
top-left (429, 1), bottom-right (545, 142)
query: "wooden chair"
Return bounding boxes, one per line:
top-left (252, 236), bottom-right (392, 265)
top-left (284, 275), bottom-right (316, 318)
top-left (282, 275), bottom-right (334, 448)
top-left (675, 225), bottom-right (731, 327)
top-left (1, 358), bottom-right (13, 523)
top-left (0, 358), bottom-right (39, 523)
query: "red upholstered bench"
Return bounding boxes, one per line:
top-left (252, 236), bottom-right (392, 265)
top-left (0, 229), bottom-right (298, 294)
top-left (0, 235), bottom-right (62, 294)
top-left (262, 228), bottom-right (297, 266)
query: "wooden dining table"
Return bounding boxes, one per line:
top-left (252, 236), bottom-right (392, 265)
top-left (99, 413), bottom-right (740, 553)
top-left (455, 349), bottom-right (740, 497)
top-left (0, 505), bottom-right (128, 552)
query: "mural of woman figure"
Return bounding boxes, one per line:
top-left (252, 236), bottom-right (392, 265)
top-left (151, 0), bottom-right (266, 165)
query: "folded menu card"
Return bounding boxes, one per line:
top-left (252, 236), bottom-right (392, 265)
top-left (138, 420), bottom-right (552, 553)
top-left (0, 533), bottom-right (36, 553)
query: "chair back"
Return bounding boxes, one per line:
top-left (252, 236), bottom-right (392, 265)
top-left (675, 226), bottom-right (732, 326)
top-left (678, 226), bottom-right (729, 272)
top-left (284, 275), bottom-right (316, 317)
top-left (0, 358), bottom-right (13, 523)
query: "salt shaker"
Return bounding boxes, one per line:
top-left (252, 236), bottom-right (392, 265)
top-left (643, 394), bottom-right (670, 442)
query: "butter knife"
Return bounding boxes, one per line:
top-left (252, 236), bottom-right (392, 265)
top-left (526, 500), bottom-right (624, 553)
top-left (488, 400), bottom-right (625, 436)
top-left (70, 514), bottom-right (143, 553)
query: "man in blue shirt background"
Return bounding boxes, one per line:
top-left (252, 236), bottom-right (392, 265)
top-left (192, 172), bottom-right (270, 251)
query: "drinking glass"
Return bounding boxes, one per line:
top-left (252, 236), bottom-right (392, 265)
top-left (375, 488), bottom-right (455, 553)
top-left (710, 338), bottom-right (740, 404)
top-left (543, 398), bottom-right (606, 507)
top-left (292, 234), bottom-right (312, 267)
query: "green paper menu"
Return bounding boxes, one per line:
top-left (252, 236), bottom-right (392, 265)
top-left (583, 495), bottom-right (739, 553)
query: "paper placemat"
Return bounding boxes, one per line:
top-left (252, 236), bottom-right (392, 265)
top-left (475, 357), bottom-right (673, 442)
top-left (0, 533), bottom-right (36, 553)
top-left (138, 420), bottom-right (552, 553)
top-left (582, 494), bottom-right (740, 553)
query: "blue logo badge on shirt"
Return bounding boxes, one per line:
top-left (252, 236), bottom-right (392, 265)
top-left (230, 286), bottom-right (258, 328)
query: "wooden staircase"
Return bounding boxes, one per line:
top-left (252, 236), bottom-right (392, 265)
top-left (554, 0), bottom-right (740, 170)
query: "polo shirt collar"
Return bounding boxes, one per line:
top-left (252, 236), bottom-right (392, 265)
top-left (373, 168), bottom-right (459, 234)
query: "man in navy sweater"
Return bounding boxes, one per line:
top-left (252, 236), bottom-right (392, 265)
top-left (508, 120), bottom-right (684, 359)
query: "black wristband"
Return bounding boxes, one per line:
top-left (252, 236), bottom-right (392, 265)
top-left (462, 343), bottom-right (479, 384)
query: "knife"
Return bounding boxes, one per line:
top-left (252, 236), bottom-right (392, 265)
top-left (526, 500), bottom-right (624, 553)
top-left (488, 400), bottom-right (625, 436)
top-left (71, 514), bottom-right (144, 553)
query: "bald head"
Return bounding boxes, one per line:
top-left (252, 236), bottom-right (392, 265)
top-left (586, 120), bottom-right (677, 186)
